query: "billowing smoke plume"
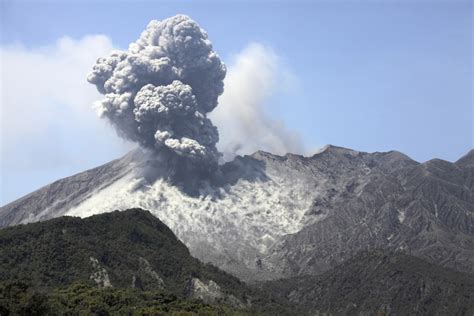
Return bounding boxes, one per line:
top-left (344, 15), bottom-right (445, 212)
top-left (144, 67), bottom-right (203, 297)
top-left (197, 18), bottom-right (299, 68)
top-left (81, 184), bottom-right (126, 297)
top-left (88, 15), bottom-right (226, 165)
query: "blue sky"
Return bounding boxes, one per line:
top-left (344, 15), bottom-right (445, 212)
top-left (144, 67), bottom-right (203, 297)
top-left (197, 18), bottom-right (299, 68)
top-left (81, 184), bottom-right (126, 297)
top-left (1, 0), bottom-right (472, 205)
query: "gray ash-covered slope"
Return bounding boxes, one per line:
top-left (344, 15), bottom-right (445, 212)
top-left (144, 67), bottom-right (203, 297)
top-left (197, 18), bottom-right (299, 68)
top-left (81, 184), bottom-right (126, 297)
top-left (257, 250), bottom-right (474, 315)
top-left (1, 145), bottom-right (473, 281)
top-left (262, 147), bottom-right (474, 277)
top-left (0, 150), bottom-right (142, 228)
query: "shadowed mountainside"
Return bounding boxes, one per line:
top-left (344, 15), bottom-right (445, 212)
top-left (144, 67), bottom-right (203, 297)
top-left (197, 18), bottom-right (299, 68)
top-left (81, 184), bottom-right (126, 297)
top-left (257, 250), bottom-right (474, 315)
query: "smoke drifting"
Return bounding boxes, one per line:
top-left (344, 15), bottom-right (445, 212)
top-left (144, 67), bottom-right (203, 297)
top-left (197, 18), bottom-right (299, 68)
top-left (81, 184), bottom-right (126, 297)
top-left (88, 15), bottom-right (226, 165)
top-left (212, 43), bottom-right (305, 161)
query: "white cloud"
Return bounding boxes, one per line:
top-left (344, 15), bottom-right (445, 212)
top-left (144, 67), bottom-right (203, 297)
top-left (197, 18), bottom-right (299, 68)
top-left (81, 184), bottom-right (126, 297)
top-left (0, 35), bottom-right (133, 173)
top-left (211, 43), bottom-right (304, 161)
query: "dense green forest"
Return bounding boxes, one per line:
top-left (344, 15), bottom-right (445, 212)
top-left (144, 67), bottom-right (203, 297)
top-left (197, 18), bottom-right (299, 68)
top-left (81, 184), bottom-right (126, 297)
top-left (0, 209), bottom-right (252, 295)
top-left (0, 209), bottom-right (290, 315)
top-left (0, 281), bottom-right (251, 316)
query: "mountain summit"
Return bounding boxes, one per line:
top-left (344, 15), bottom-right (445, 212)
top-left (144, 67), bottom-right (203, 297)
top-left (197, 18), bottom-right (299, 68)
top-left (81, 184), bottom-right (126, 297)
top-left (1, 146), bottom-right (473, 281)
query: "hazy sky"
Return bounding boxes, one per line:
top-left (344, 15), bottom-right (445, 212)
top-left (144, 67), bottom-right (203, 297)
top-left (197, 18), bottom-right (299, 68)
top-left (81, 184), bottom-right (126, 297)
top-left (1, 0), bottom-right (472, 205)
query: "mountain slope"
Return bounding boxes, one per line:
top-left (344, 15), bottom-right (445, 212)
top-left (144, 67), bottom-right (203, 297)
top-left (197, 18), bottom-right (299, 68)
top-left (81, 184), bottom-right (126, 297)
top-left (2, 209), bottom-right (472, 315)
top-left (0, 208), bottom-right (250, 308)
top-left (262, 149), bottom-right (474, 277)
top-left (1, 146), bottom-right (473, 281)
top-left (257, 250), bottom-right (474, 315)
top-left (0, 150), bottom-right (141, 228)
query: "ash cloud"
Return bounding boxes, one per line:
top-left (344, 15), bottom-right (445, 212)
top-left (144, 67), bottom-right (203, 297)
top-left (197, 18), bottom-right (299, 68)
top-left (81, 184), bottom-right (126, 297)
top-left (88, 15), bottom-right (226, 165)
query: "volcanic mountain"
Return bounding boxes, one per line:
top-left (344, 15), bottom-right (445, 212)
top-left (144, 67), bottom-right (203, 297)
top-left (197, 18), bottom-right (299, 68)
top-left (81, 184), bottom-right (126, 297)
top-left (1, 145), bottom-right (473, 281)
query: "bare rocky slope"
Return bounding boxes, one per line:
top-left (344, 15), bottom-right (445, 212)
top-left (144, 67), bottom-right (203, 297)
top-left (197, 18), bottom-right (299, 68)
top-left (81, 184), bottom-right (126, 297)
top-left (262, 147), bottom-right (474, 277)
top-left (1, 145), bottom-right (473, 281)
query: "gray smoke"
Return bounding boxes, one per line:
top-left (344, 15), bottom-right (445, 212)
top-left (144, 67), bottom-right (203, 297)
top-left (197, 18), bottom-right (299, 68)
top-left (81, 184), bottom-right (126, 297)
top-left (88, 15), bottom-right (226, 165)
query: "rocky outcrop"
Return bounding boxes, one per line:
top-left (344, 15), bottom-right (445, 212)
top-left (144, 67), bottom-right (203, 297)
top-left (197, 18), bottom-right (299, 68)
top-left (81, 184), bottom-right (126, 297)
top-left (138, 257), bottom-right (165, 289)
top-left (185, 278), bottom-right (246, 309)
top-left (89, 257), bottom-right (112, 288)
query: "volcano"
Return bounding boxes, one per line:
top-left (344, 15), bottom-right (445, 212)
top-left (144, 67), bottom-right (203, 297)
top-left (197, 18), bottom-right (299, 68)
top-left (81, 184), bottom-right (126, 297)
top-left (2, 145), bottom-right (473, 282)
